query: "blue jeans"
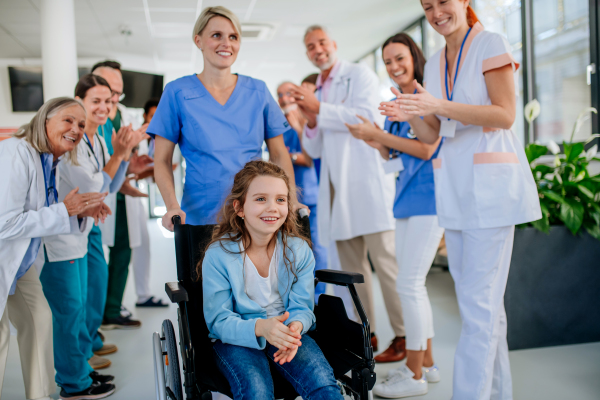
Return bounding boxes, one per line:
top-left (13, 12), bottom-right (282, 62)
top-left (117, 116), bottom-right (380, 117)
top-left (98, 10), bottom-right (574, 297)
top-left (309, 204), bottom-right (327, 301)
top-left (40, 252), bottom-right (94, 393)
top-left (213, 334), bottom-right (342, 400)
top-left (86, 225), bottom-right (108, 352)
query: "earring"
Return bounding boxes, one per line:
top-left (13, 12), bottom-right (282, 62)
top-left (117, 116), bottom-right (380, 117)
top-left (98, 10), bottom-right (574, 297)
top-left (241, 216), bottom-right (244, 220)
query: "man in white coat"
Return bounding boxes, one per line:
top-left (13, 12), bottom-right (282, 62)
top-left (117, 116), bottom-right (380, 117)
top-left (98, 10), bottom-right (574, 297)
top-left (292, 25), bottom-right (407, 362)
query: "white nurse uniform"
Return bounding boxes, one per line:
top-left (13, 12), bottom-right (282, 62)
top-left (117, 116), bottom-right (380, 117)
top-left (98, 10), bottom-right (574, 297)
top-left (423, 22), bottom-right (541, 400)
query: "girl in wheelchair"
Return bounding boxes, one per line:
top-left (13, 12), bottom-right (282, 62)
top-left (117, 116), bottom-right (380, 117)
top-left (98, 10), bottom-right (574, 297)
top-left (201, 160), bottom-right (344, 400)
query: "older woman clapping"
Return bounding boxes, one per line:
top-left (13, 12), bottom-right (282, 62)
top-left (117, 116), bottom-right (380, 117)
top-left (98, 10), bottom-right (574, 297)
top-left (0, 97), bottom-right (108, 400)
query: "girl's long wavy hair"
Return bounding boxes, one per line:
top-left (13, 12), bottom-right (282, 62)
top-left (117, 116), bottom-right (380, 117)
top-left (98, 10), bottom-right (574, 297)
top-left (196, 160), bottom-right (311, 283)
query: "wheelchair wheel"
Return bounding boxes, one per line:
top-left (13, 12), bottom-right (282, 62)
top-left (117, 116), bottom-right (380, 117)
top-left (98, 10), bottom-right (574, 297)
top-left (162, 319), bottom-right (183, 400)
top-left (152, 331), bottom-right (166, 400)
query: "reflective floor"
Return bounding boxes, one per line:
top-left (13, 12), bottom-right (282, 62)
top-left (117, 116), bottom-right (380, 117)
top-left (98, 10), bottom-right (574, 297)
top-left (2, 219), bottom-right (599, 399)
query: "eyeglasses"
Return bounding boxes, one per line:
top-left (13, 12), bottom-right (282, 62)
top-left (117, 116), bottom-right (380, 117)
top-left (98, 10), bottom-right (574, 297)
top-left (112, 91), bottom-right (126, 102)
top-left (278, 91), bottom-right (292, 98)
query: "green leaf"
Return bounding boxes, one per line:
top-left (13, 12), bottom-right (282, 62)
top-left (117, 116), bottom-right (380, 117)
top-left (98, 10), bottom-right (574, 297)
top-left (525, 144), bottom-right (548, 164)
top-left (577, 184), bottom-right (595, 199)
top-left (565, 142), bottom-right (585, 162)
top-left (559, 198), bottom-right (584, 234)
top-left (541, 189), bottom-right (567, 204)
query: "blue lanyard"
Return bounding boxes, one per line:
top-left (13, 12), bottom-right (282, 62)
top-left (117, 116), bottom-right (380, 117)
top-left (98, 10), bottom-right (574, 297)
top-left (40, 154), bottom-right (57, 206)
top-left (83, 132), bottom-right (105, 171)
top-left (445, 26), bottom-right (472, 102)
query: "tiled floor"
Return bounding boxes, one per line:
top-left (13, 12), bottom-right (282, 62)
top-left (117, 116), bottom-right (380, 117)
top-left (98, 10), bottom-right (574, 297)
top-left (2, 219), bottom-right (599, 399)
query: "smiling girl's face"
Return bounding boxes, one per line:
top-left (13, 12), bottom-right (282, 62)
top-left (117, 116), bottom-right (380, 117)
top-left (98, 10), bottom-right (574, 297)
top-left (195, 16), bottom-right (240, 70)
top-left (235, 175), bottom-right (289, 239)
top-left (383, 42), bottom-right (415, 90)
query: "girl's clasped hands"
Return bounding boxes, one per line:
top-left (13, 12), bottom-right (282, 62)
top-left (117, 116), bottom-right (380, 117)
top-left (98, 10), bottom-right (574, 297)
top-left (255, 311), bottom-right (303, 365)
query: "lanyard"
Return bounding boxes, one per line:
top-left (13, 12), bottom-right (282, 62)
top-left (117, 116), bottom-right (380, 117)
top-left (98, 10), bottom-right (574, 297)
top-left (445, 26), bottom-right (472, 102)
top-left (40, 154), bottom-right (57, 206)
top-left (83, 132), bottom-right (106, 171)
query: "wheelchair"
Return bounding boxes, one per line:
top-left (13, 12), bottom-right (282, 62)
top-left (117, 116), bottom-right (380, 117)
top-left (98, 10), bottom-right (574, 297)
top-left (153, 212), bottom-right (376, 399)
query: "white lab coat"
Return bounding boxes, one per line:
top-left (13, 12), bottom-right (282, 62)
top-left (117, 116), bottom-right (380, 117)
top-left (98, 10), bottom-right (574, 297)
top-left (0, 138), bottom-right (83, 315)
top-left (100, 103), bottom-right (144, 248)
top-left (43, 133), bottom-right (117, 262)
top-left (302, 60), bottom-right (395, 245)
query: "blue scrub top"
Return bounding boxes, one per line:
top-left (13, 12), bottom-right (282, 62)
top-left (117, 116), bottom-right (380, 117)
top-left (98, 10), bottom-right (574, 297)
top-left (283, 130), bottom-right (318, 206)
top-left (147, 74), bottom-right (293, 225)
top-left (384, 116), bottom-right (441, 219)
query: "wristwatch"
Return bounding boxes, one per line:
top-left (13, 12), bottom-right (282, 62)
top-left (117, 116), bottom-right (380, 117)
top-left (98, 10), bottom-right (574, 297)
top-left (291, 154), bottom-right (298, 163)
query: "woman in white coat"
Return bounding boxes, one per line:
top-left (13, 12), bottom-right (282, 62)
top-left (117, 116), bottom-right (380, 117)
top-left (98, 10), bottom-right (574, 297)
top-left (40, 74), bottom-right (145, 400)
top-left (0, 97), bottom-right (107, 400)
top-left (381, 1), bottom-right (541, 399)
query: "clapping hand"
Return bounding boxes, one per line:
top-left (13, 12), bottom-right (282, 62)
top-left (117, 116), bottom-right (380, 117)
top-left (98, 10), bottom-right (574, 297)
top-left (273, 321), bottom-right (303, 364)
top-left (345, 115), bottom-right (379, 141)
top-left (63, 188), bottom-right (107, 217)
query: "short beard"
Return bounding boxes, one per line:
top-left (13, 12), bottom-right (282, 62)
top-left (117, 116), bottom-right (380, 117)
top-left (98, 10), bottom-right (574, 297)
top-left (313, 55), bottom-right (337, 71)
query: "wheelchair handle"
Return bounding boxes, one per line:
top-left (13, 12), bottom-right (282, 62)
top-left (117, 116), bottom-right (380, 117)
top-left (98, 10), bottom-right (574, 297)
top-left (172, 215), bottom-right (182, 225)
top-left (298, 208), bottom-right (309, 219)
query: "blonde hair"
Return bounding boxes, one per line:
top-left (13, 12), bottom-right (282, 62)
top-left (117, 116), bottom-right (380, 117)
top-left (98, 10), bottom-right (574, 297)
top-left (13, 97), bottom-right (84, 165)
top-left (192, 6), bottom-right (242, 43)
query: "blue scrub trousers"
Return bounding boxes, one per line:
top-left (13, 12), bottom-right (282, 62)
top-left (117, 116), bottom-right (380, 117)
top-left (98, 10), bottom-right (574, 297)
top-left (309, 204), bottom-right (327, 301)
top-left (40, 252), bottom-right (94, 393)
top-left (86, 225), bottom-right (108, 352)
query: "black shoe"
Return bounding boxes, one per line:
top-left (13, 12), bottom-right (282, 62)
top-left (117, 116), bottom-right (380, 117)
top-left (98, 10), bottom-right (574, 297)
top-left (101, 315), bottom-right (142, 330)
top-left (90, 371), bottom-right (114, 384)
top-left (60, 381), bottom-right (115, 399)
top-left (136, 296), bottom-right (169, 308)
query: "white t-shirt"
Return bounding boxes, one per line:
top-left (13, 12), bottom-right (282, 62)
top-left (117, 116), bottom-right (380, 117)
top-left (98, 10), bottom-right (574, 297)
top-left (244, 242), bottom-right (286, 319)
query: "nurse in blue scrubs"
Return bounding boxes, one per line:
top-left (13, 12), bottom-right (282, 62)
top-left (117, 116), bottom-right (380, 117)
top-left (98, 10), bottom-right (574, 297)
top-left (346, 33), bottom-right (444, 397)
top-left (149, 6), bottom-right (299, 231)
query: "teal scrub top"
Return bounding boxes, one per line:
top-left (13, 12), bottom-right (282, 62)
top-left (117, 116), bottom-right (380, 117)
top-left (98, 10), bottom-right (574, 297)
top-left (147, 74), bottom-right (293, 225)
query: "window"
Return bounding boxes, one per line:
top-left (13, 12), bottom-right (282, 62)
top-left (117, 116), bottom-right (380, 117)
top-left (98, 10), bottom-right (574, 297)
top-left (532, 0), bottom-right (592, 143)
top-left (473, 0), bottom-right (525, 143)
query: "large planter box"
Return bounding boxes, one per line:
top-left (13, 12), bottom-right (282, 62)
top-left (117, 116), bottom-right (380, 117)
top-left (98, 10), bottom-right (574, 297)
top-left (505, 226), bottom-right (600, 350)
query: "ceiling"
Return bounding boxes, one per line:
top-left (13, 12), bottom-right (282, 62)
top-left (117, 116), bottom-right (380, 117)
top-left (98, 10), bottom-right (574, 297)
top-left (0, 0), bottom-right (424, 93)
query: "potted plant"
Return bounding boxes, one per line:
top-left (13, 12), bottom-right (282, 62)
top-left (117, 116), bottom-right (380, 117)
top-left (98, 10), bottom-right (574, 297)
top-left (505, 103), bottom-right (600, 350)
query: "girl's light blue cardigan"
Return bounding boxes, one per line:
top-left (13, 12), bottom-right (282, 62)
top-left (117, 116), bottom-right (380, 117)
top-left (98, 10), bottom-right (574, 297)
top-left (202, 233), bottom-right (316, 350)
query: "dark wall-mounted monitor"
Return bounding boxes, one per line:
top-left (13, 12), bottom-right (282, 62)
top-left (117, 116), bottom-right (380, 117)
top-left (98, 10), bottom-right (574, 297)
top-left (8, 66), bottom-right (164, 112)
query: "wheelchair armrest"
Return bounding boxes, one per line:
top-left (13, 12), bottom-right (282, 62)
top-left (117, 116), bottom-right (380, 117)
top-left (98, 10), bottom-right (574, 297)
top-left (165, 282), bottom-right (188, 303)
top-left (315, 269), bottom-right (364, 286)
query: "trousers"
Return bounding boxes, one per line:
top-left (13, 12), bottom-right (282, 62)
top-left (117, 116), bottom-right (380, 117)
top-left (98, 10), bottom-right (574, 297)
top-left (105, 194), bottom-right (132, 319)
top-left (86, 225), bottom-right (108, 352)
top-left (0, 267), bottom-right (55, 399)
top-left (336, 230), bottom-right (405, 336)
top-left (131, 197), bottom-right (152, 303)
top-left (213, 335), bottom-right (342, 400)
top-left (40, 253), bottom-right (93, 393)
top-left (445, 226), bottom-right (514, 400)
top-left (395, 216), bottom-right (444, 351)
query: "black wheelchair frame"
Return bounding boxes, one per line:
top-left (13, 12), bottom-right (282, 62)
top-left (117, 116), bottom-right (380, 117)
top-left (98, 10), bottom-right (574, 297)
top-left (153, 214), bottom-right (376, 399)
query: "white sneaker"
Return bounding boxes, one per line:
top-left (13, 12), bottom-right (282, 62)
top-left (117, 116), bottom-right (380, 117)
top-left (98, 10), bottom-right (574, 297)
top-left (373, 365), bottom-right (427, 398)
top-left (422, 364), bottom-right (440, 383)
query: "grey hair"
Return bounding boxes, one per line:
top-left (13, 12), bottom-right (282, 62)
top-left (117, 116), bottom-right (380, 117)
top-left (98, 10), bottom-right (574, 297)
top-left (192, 6), bottom-right (242, 43)
top-left (304, 25), bottom-right (329, 42)
top-left (13, 97), bottom-right (85, 165)
top-left (277, 81), bottom-right (295, 91)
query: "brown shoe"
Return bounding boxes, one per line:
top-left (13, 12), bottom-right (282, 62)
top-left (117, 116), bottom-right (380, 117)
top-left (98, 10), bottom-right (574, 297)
top-left (371, 333), bottom-right (378, 352)
top-left (374, 336), bottom-right (407, 363)
top-left (88, 355), bottom-right (111, 370)
top-left (94, 343), bottom-right (118, 356)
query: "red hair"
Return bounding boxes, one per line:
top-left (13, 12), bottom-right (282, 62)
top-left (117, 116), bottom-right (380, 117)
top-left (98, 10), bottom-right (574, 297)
top-left (466, 5), bottom-right (479, 27)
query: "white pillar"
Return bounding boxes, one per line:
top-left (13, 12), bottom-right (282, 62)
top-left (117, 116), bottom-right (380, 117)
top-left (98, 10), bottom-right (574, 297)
top-left (40, 0), bottom-right (78, 101)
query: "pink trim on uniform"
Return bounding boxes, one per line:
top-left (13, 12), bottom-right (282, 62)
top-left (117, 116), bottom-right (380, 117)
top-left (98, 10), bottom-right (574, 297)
top-left (432, 158), bottom-right (442, 169)
top-left (473, 152), bottom-right (519, 164)
top-left (305, 61), bottom-right (342, 139)
top-left (482, 53), bottom-right (520, 73)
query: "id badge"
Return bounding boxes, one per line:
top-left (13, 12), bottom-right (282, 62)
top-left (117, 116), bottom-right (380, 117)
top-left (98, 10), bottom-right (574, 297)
top-left (440, 119), bottom-right (457, 138)
top-left (383, 156), bottom-right (404, 174)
